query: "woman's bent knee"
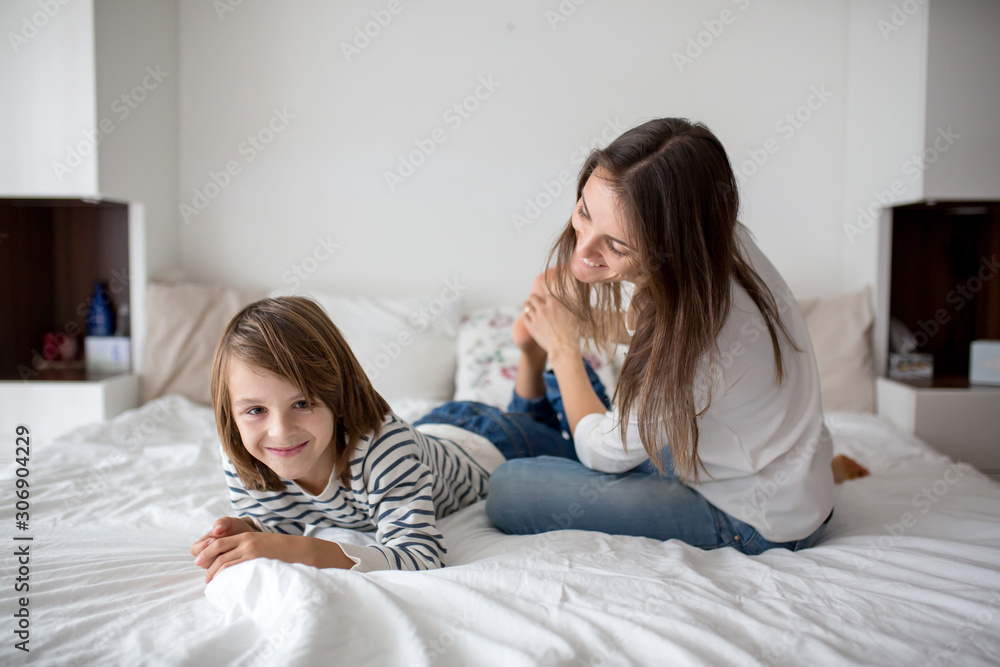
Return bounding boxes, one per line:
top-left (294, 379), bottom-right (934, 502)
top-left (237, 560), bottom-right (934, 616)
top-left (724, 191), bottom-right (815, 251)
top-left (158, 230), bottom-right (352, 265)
top-left (486, 457), bottom-right (578, 534)
top-left (486, 459), bottom-right (531, 534)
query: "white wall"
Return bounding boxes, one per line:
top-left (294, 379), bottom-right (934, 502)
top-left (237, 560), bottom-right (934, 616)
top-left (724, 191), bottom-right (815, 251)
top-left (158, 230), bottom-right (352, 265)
top-left (177, 0), bottom-right (850, 307)
top-left (840, 0), bottom-right (928, 296)
top-left (0, 0), bottom-right (99, 195)
top-left (94, 0), bottom-right (180, 279)
top-left (923, 0), bottom-right (1000, 200)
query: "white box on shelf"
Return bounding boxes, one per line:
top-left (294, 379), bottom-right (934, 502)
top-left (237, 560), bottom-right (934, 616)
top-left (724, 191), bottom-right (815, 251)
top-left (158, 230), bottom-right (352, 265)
top-left (970, 340), bottom-right (1000, 386)
top-left (85, 336), bottom-right (131, 373)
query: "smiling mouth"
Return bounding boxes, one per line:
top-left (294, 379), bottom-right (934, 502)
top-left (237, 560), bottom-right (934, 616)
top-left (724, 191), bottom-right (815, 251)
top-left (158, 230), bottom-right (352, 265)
top-left (579, 256), bottom-right (607, 269)
top-left (267, 442), bottom-right (308, 458)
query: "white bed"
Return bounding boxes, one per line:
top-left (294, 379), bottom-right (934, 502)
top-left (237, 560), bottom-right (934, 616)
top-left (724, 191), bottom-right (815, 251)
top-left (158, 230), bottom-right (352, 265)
top-left (4, 397), bottom-right (1000, 666)
top-left (4, 288), bottom-right (1000, 666)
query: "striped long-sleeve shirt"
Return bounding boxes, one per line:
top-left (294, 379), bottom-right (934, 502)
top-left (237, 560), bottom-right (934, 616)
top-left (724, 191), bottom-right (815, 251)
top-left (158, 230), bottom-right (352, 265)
top-left (221, 413), bottom-right (491, 572)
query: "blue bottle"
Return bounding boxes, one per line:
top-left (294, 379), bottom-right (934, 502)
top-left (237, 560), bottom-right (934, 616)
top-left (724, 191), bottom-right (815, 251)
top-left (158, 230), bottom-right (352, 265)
top-left (86, 281), bottom-right (115, 336)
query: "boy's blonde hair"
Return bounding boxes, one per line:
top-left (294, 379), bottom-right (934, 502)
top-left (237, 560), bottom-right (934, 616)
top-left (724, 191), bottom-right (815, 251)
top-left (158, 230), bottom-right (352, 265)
top-left (210, 296), bottom-right (389, 491)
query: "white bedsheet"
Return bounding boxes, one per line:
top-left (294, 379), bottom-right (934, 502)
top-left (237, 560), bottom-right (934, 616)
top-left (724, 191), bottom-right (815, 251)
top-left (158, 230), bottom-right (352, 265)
top-left (2, 396), bottom-right (999, 666)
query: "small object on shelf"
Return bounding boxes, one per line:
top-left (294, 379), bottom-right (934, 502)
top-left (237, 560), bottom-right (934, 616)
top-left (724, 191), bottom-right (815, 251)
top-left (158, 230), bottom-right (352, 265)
top-left (969, 340), bottom-right (1000, 386)
top-left (888, 352), bottom-right (934, 380)
top-left (42, 332), bottom-right (79, 362)
top-left (85, 336), bottom-right (131, 373)
top-left (115, 303), bottom-right (131, 337)
top-left (86, 281), bottom-right (115, 336)
top-left (33, 358), bottom-right (86, 372)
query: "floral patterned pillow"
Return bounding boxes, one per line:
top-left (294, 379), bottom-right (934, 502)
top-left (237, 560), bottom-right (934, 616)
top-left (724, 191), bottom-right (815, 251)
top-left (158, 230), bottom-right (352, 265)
top-left (453, 306), bottom-right (623, 409)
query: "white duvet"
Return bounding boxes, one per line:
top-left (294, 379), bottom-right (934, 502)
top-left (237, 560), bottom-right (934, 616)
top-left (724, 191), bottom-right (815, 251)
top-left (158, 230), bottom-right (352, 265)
top-left (2, 395), bottom-right (999, 666)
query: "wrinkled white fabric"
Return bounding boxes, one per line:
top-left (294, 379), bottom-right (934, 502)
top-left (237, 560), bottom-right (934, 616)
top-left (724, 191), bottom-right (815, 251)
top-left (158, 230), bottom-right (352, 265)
top-left (2, 397), bottom-right (998, 666)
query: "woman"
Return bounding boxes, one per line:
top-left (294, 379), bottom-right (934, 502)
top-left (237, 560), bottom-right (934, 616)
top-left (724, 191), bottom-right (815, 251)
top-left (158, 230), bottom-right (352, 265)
top-left (484, 117), bottom-right (865, 554)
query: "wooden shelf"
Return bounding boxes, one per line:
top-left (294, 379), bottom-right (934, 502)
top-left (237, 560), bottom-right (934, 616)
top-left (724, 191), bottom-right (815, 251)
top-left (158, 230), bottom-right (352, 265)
top-left (0, 369), bottom-right (133, 383)
top-left (889, 374), bottom-right (1000, 390)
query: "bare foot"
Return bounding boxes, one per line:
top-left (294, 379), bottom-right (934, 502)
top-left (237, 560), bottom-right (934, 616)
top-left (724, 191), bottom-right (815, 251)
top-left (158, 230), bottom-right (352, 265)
top-left (513, 271), bottom-right (558, 364)
top-left (513, 313), bottom-right (546, 365)
top-left (832, 454), bottom-right (870, 484)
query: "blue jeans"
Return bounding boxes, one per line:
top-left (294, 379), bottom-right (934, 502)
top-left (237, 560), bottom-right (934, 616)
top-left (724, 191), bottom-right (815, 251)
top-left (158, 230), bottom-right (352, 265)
top-left (485, 457), bottom-right (832, 555)
top-left (416, 364), bottom-right (830, 554)
top-left (413, 359), bottom-right (613, 462)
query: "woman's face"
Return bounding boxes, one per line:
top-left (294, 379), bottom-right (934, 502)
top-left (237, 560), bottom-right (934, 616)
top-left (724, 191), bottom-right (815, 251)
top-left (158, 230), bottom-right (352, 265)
top-left (569, 168), bottom-right (640, 284)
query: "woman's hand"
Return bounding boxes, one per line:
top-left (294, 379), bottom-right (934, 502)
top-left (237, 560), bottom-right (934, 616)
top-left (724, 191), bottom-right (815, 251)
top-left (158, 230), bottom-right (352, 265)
top-left (521, 291), bottom-right (581, 361)
top-left (190, 516), bottom-right (255, 560)
top-left (193, 532), bottom-right (355, 583)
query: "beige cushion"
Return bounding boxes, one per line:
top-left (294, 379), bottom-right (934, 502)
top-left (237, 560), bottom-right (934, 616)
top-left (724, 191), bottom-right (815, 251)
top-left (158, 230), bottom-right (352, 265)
top-left (797, 286), bottom-right (875, 413)
top-left (141, 282), bottom-right (267, 405)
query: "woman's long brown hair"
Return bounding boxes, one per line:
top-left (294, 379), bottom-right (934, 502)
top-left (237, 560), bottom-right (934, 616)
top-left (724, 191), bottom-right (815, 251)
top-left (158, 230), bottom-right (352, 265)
top-left (548, 118), bottom-right (796, 481)
top-left (210, 296), bottom-right (390, 491)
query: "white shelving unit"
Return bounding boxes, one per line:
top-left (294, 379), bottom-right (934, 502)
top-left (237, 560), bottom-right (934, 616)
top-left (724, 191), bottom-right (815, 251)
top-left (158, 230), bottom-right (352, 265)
top-left (0, 373), bottom-right (139, 448)
top-left (0, 198), bottom-right (146, 450)
top-left (877, 377), bottom-right (1000, 481)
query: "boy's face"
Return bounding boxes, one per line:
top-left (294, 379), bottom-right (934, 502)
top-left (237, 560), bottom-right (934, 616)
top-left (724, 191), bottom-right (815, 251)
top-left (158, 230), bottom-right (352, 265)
top-left (228, 360), bottom-right (335, 495)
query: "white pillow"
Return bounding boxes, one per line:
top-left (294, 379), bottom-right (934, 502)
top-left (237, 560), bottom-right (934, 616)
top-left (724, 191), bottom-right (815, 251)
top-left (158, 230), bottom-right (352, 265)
top-left (454, 306), bottom-right (623, 409)
top-left (797, 287), bottom-right (875, 413)
top-left (269, 289), bottom-right (462, 403)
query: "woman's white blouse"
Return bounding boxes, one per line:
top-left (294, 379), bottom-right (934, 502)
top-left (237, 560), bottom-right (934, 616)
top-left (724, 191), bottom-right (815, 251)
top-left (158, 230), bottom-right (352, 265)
top-left (574, 227), bottom-right (835, 543)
